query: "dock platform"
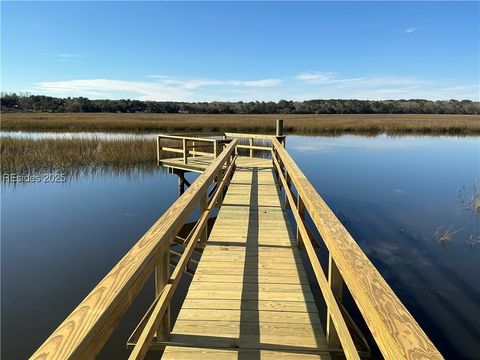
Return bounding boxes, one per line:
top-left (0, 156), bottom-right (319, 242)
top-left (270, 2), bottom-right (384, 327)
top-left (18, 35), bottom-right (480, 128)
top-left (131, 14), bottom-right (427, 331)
top-left (30, 128), bottom-right (443, 360)
top-left (162, 157), bottom-right (331, 359)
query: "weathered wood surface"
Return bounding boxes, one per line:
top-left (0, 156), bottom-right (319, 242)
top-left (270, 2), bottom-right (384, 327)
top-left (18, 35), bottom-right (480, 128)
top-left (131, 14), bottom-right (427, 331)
top-left (162, 157), bottom-right (332, 360)
top-left (30, 141), bottom-right (237, 360)
top-left (272, 138), bottom-right (443, 360)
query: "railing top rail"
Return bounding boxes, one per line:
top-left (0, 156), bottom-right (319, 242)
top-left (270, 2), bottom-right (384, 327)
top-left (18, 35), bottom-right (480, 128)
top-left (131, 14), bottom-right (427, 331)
top-left (158, 132), bottom-right (286, 142)
top-left (271, 138), bottom-right (443, 360)
top-left (156, 134), bottom-right (220, 143)
top-left (31, 140), bottom-right (238, 360)
top-left (224, 132), bottom-right (284, 140)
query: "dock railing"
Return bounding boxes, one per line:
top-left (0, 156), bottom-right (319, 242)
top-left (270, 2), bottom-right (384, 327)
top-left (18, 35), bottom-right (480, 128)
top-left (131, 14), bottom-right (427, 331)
top-left (30, 129), bottom-right (443, 360)
top-left (30, 140), bottom-right (238, 360)
top-left (156, 134), bottom-right (231, 165)
top-left (157, 132), bottom-right (286, 165)
top-left (271, 137), bottom-right (443, 360)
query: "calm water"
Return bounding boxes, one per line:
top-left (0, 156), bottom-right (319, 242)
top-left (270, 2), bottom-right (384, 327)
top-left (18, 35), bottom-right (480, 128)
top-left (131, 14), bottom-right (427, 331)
top-left (1, 134), bottom-right (479, 359)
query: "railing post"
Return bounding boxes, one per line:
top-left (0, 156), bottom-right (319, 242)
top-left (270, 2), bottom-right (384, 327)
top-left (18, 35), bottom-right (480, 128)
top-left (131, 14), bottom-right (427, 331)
top-left (297, 195), bottom-right (305, 248)
top-left (154, 249), bottom-right (170, 342)
top-left (276, 119), bottom-right (286, 147)
top-left (200, 191), bottom-right (207, 245)
top-left (213, 141), bottom-right (218, 159)
top-left (156, 136), bottom-right (161, 165)
top-left (176, 171), bottom-right (186, 196)
top-left (276, 119), bottom-right (284, 137)
top-left (326, 254), bottom-right (344, 348)
top-left (182, 139), bottom-right (188, 164)
top-left (249, 138), bottom-right (253, 158)
top-left (192, 141), bottom-right (196, 157)
top-left (284, 170), bottom-right (291, 209)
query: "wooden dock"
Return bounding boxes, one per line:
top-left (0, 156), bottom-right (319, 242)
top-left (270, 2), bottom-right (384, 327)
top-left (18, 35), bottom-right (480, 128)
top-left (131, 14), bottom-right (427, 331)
top-left (163, 156), bottom-right (330, 359)
top-left (30, 122), bottom-right (444, 360)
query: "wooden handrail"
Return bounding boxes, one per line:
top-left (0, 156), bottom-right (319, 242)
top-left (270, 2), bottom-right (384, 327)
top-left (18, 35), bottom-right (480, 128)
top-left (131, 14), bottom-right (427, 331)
top-left (156, 134), bottom-right (219, 143)
top-left (271, 138), bottom-right (443, 360)
top-left (30, 140), bottom-right (238, 360)
top-left (129, 154), bottom-right (237, 359)
top-left (272, 153), bottom-right (360, 359)
top-left (157, 134), bottom-right (232, 164)
top-left (236, 144), bottom-right (271, 151)
top-left (224, 132), bottom-right (283, 140)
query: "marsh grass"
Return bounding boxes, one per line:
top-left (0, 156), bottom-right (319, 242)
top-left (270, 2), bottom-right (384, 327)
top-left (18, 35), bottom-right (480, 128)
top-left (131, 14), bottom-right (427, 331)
top-left (458, 181), bottom-right (480, 218)
top-left (2, 113), bottom-right (479, 135)
top-left (1, 136), bottom-right (158, 175)
top-left (433, 226), bottom-right (464, 246)
top-left (0, 135), bottom-right (274, 178)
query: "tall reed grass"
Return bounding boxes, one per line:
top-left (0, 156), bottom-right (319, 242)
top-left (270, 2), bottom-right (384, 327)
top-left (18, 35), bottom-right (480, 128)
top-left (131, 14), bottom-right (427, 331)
top-left (2, 113), bottom-right (479, 135)
top-left (1, 137), bottom-right (157, 175)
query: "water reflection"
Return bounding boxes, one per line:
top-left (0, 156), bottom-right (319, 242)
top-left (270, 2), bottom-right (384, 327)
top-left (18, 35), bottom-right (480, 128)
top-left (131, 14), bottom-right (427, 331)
top-left (287, 135), bottom-right (479, 359)
top-left (1, 134), bottom-right (479, 359)
top-left (0, 131), bottom-right (155, 141)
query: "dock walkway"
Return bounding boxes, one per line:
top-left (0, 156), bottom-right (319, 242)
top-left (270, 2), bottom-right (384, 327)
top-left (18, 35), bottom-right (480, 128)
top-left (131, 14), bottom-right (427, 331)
top-left (163, 157), bottom-right (330, 359)
top-left (30, 127), bottom-right (443, 360)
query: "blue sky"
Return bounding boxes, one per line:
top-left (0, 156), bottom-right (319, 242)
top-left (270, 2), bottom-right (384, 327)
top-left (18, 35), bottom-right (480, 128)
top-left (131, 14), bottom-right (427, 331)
top-left (1, 1), bottom-right (479, 101)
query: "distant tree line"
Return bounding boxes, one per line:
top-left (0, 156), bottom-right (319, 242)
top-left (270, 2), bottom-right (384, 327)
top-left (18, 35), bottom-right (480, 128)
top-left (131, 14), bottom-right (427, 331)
top-left (1, 93), bottom-right (479, 114)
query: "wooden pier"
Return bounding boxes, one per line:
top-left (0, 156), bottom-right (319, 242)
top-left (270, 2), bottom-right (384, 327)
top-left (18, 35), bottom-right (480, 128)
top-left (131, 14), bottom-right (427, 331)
top-left (31, 121), bottom-right (444, 360)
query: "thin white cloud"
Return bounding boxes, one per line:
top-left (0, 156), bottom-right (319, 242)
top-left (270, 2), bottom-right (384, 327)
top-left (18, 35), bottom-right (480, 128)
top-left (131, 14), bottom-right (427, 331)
top-left (147, 75), bottom-right (171, 79)
top-left (33, 72), bottom-right (478, 101)
top-left (230, 79), bottom-right (281, 87)
top-left (45, 53), bottom-right (86, 63)
top-left (405, 27), bottom-right (417, 34)
top-left (295, 72), bottom-right (427, 87)
top-left (295, 72), bottom-right (366, 84)
top-left (153, 77), bottom-right (281, 89)
top-left (439, 84), bottom-right (479, 92)
top-left (35, 76), bottom-right (282, 101)
top-left (36, 79), bottom-right (190, 101)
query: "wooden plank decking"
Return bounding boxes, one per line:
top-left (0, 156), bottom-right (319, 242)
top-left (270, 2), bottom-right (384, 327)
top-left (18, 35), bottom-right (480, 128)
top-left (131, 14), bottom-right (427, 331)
top-left (31, 132), bottom-right (443, 360)
top-left (162, 157), bottom-right (332, 359)
top-left (160, 155), bottom-right (215, 173)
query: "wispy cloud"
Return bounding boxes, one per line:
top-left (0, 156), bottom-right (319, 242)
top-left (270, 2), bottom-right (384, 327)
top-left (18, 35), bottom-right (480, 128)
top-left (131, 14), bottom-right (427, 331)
top-left (36, 79), bottom-right (190, 101)
top-left (150, 77), bottom-right (281, 89)
top-left (296, 72), bottom-right (426, 87)
top-left (295, 72), bottom-right (366, 84)
top-left (439, 84), bottom-right (479, 92)
top-left (405, 27), bottom-right (417, 34)
top-left (33, 72), bottom-right (478, 101)
top-left (35, 76), bottom-right (282, 101)
top-left (46, 53), bottom-right (87, 63)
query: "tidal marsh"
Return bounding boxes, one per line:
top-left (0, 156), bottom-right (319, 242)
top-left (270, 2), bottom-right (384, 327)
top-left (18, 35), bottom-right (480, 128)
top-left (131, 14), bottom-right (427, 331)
top-left (2, 113), bottom-right (479, 135)
top-left (0, 136), bottom-right (157, 175)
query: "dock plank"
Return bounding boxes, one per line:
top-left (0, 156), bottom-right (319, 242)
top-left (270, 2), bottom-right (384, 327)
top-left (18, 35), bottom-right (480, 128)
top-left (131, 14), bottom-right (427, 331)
top-left (162, 157), bottom-right (332, 360)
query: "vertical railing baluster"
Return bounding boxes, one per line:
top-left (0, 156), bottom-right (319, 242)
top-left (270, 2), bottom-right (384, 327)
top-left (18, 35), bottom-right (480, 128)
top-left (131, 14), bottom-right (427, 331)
top-left (284, 171), bottom-right (291, 209)
top-left (200, 191), bottom-right (207, 245)
top-left (249, 138), bottom-right (253, 158)
top-left (182, 139), bottom-right (187, 164)
top-left (297, 195), bottom-right (305, 248)
top-left (326, 254), bottom-right (344, 348)
top-left (156, 136), bottom-right (161, 165)
top-left (154, 249), bottom-right (170, 342)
